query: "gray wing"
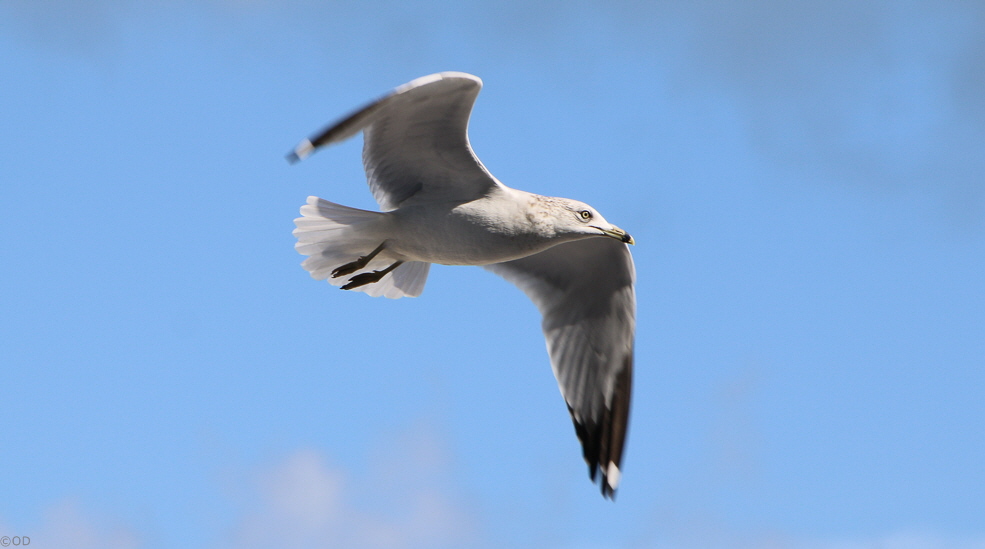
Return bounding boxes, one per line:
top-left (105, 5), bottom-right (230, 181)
top-left (287, 72), bottom-right (500, 211)
top-left (485, 237), bottom-right (636, 499)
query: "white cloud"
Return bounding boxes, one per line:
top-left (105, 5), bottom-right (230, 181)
top-left (0, 498), bottom-right (141, 549)
top-left (0, 425), bottom-right (475, 549)
top-left (220, 422), bottom-right (479, 549)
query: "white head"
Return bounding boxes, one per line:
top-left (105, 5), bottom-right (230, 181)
top-left (547, 197), bottom-right (635, 245)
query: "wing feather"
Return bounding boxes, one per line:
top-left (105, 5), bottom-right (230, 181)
top-left (288, 72), bottom-right (500, 211)
top-left (485, 237), bottom-right (636, 498)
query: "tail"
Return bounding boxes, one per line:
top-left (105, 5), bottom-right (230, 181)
top-left (293, 196), bottom-right (430, 299)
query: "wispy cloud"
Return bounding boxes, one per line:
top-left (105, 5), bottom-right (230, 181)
top-left (220, 423), bottom-right (480, 549)
top-left (0, 498), bottom-right (141, 549)
top-left (671, 1), bottom-right (985, 226)
top-left (3, 478), bottom-right (983, 549)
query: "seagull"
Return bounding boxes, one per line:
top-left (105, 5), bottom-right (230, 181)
top-left (288, 72), bottom-right (636, 499)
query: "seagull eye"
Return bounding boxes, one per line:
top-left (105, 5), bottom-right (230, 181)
top-left (579, 210), bottom-right (592, 221)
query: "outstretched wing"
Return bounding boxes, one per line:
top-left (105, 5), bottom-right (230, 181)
top-left (485, 237), bottom-right (636, 498)
top-left (287, 72), bottom-right (501, 211)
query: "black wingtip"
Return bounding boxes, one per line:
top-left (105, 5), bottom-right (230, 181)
top-left (568, 355), bottom-right (632, 500)
top-left (591, 459), bottom-right (619, 500)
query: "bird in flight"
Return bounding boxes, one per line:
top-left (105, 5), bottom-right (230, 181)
top-left (288, 72), bottom-right (636, 498)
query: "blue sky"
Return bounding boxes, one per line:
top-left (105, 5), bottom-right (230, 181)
top-left (1, 1), bottom-right (983, 548)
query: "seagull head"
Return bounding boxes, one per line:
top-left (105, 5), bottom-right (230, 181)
top-left (554, 199), bottom-right (635, 245)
